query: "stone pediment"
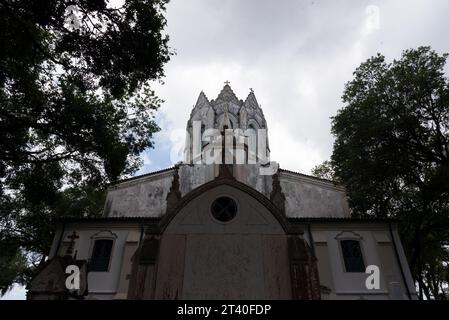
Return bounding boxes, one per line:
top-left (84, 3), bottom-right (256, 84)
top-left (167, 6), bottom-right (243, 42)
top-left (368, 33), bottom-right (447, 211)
top-left (162, 181), bottom-right (287, 235)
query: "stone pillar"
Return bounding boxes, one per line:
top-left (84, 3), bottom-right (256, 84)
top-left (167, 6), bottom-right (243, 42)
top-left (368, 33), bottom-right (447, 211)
top-left (127, 235), bottom-right (160, 299)
top-left (288, 235), bottom-right (321, 300)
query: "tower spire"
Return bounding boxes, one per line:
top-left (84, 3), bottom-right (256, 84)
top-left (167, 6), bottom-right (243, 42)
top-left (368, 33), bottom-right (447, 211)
top-left (216, 81), bottom-right (239, 104)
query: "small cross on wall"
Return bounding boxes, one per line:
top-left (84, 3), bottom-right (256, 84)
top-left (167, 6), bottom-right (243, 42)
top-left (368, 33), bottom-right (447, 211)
top-left (68, 231), bottom-right (79, 241)
top-left (65, 231), bottom-right (79, 256)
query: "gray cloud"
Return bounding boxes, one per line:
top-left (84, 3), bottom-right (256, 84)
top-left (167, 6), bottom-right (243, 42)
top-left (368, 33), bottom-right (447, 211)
top-left (10, 0), bottom-right (449, 301)
top-left (143, 0), bottom-right (449, 174)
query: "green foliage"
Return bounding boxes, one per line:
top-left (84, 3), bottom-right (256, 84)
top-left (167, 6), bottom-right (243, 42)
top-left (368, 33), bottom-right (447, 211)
top-left (311, 160), bottom-right (337, 182)
top-left (331, 46), bottom-right (449, 299)
top-left (0, 0), bottom-right (172, 295)
top-left (0, 241), bottom-right (28, 295)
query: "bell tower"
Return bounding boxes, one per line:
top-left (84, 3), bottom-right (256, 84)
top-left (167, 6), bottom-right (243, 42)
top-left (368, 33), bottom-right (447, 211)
top-left (184, 82), bottom-right (270, 167)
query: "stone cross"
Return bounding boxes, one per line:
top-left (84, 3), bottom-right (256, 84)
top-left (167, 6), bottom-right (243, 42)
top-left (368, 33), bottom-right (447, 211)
top-left (65, 231), bottom-right (79, 256)
top-left (224, 80), bottom-right (230, 85)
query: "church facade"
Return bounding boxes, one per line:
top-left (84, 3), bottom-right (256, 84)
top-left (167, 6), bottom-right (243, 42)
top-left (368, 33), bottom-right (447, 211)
top-left (28, 83), bottom-right (417, 300)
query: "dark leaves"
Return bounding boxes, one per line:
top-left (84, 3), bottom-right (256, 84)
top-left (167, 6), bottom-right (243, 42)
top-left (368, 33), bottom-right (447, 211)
top-left (331, 46), bottom-right (449, 299)
top-left (0, 0), bottom-right (171, 294)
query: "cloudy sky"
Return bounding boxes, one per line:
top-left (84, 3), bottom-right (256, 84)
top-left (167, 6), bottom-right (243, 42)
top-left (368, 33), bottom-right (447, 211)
top-left (3, 0), bottom-right (449, 300)
top-left (134, 0), bottom-right (449, 177)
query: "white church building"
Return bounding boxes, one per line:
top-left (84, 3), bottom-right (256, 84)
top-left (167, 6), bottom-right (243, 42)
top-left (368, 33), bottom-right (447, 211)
top-left (28, 83), bottom-right (417, 300)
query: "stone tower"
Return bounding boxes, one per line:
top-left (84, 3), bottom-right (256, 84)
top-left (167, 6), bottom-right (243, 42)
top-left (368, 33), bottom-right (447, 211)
top-left (184, 83), bottom-right (270, 166)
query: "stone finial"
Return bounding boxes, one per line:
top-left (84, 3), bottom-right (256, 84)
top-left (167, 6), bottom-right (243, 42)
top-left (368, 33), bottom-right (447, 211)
top-left (244, 89), bottom-right (259, 109)
top-left (194, 91), bottom-right (210, 109)
top-left (166, 166), bottom-right (182, 213)
top-left (270, 171), bottom-right (286, 214)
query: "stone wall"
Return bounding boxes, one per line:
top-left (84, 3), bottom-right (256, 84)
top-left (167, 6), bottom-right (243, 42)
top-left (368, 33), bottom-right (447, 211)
top-left (102, 165), bottom-right (350, 218)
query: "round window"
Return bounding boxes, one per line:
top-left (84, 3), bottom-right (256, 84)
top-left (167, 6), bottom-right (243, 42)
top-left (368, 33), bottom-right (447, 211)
top-left (211, 196), bottom-right (237, 222)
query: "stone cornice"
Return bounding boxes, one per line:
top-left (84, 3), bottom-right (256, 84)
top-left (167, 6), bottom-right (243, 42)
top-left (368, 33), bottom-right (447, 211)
top-left (279, 168), bottom-right (346, 192)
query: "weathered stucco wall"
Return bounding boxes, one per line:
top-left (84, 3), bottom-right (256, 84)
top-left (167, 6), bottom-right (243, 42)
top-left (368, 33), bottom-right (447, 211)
top-left (54, 224), bottom-right (141, 300)
top-left (103, 165), bottom-right (350, 218)
top-left (280, 171), bottom-right (350, 218)
top-left (44, 221), bottom-right (416, 300)
top-left (104, 170), bottom-right (175, 217)
top-left (160, 184), bottom-right (291, 299)
top-left (178, 164), bottom-right (215, 195)
top-left (310, 224), bottom-right (417, 300)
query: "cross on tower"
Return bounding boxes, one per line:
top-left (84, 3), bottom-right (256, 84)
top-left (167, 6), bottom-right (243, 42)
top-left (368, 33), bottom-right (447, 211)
top-left (224, 80), bottom-right (230, 86)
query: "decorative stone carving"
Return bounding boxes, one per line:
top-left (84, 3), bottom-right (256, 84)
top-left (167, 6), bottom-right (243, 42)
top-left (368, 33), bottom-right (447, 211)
top-left (127, 235), bottom-right (161, 299)
top-left (270, 172), bottom-right (286, 214)
top-left (184, 83), bottom-right (270, 162)
top-left (166, 166), bottom-right (182, 215)
top-left (288, 235), bottom-right (321, 300)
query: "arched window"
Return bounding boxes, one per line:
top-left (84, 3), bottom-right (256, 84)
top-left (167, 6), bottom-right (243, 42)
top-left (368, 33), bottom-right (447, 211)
top-left (340, 239), bottom-right (365, 273)
top-left (89, 230), bottom-right (117, 272)
top-left (90, 239), bottom-right (113, 272)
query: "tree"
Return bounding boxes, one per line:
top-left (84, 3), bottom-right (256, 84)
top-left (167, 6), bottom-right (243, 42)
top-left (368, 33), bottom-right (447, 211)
top-left (311, 160), bottom-right (337, 182)
top-left (328, 46), bottom-right (449, 299)
top-left (0, 0), bottom-right (172, 294)
top-left (0, 241), bottom-right (28, 295)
